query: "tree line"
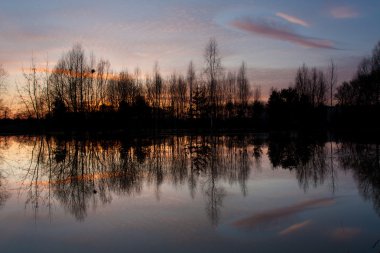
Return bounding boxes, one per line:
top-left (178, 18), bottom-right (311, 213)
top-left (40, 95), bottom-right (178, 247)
top-left (267, 40), bottom-right (380, 130)
top-left (1, 39), bottom-right (380, 130)
top-left (335, 42), bottom-right (380, 106)
top-left (13, 39), bottom-right (261, 128)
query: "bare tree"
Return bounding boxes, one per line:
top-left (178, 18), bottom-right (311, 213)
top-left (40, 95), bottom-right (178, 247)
top-left (0, 65), bottom-right (7, 118)
top-left (223, 71), bottom-right (236, 118)
top-left (204, 38), bottom-right (222, 122)
top-left (328, 60), bottom-right (337, 107)
top-left (295, 64), bottom-right (310, 98)
top-left (335, 81), bottom-right (351, 106)
top-left (0, 65), bottom-right (6, 92)
top-left (371, 41), bottom-right (380, 104)
top-left (106, 78), bottom-right (119, 108)
top-left (145, 75), bottom-right (154, 107)
top-left (48, 44), bottom-right (112, 113)
top-left (18, 59), bottom-right (45, 119)
top-left (95, 59), bottom-right (111, 109)
top-left (134, 67), bottom-right (143, 99)
top-left (253, 85), bottom-right (261, 103)
top-left (50, 44), bottom-right (88, 113)
top-left (153, 62), bottom-right (163, 110)
top-left (237, 62), bottom-right (250, 117)
top-left (177, 75), bottom-right (187, 119)
top-left (316, 68), bottom-right (327, 106)
top-left (294, 63), bottom-right (327, 107)
top-left (44, 57), bottom-right (52, 116)
top-left (168, 73), bottom-right (178, 117)
top-left (187, 61), bottom-right (196, 119)
top-left (225, 71), bottom-right (235, 105)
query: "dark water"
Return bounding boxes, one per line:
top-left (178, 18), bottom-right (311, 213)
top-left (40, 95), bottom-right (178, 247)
top-left (0, 134), bottom-right (379, 253)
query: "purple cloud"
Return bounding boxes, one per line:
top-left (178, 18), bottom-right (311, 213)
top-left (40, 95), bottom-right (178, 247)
top-left (231, 18), bottom-right (336, 49)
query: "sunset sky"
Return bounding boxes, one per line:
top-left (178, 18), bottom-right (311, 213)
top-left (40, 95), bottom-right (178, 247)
top-left (1, 0), bottom-right (379, 101)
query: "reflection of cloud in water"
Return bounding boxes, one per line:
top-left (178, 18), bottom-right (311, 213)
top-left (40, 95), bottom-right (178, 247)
top-left (279, 220), bottom-right (312, 235)
top-left (233, 198), bottom-right (335, 229)
top-left (330, 227), bottom-right (361, 240)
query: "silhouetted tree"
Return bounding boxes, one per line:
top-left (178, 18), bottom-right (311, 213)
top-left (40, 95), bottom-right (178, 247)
top-left (335, 81), bottom-right (355, 106)
top-left (168, 73), bottom-right (178, 118)
top-left (372, 41), bottom-right (380, 105)
top-left (148, 63), bottom-right (163, 120)
top-left (192, 83), bottom-right (208, 119)
top-left (187, 61), bottom-right (196, 119)
top-left (48, 44), bottom-right (112, 115)
top-left (204, 38), bottom-right (222, 124)
top-left (223, 71), bottom-right (236, 119)
top-left (95, 59), bottom-right (111, 110)
top-left (52, 97), bottom-right (67, 118)
top-left (18, 58), bottom-right (45, 119)
top-left (335, 41), bottom-right (380, 107)
top-left (0, 65), bottom-right (6, 90)
top-left (0, 65), bottom-right (7, 115)
top-left (328, 60), bottom-right (337, 107)
top-left (236, 62), bottom-right (250, 117)
top-left (50, 44), bottom-right (85, 113)
top-left (267, 87), bottom-right (301, 127)
top-left (294, 64), bottom-right (327, 107)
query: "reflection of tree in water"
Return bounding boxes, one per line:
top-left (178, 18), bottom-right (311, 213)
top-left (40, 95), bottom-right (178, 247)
top-left (20, 135), bottom-right (258, 224)
top-left (0, 137), bottom-right (11, 208)
top-left (187, 135), bottom-right (255, 225)
top-left (266, 137), bottom-right (380, 215)
top-left (268, 138), bottom-right (330, 191)
top-left (0, 171), bottom-right (9, 208)
top-left (0, 137), bottom-right (10, 207)
top-left (20, 135), bottom-right (380, 223)
top-left (337, 142), bottom-right (380, 215)
top-left (252, 136), bottom-right (264, 169)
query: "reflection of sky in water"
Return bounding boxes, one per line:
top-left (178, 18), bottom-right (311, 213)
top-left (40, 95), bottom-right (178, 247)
top-left (0, 136), bottom-right (379, 253)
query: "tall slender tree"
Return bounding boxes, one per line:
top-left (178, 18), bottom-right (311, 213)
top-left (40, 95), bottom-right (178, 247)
top-left (204, 38), bottom-right (222, 123)
top-left (0, 65), bottom-right (7, 94)
top-left (328, 60), bottom-right (337, 107)
top-left (371, 41), bottom-right (380, 104)
top-left (0, 65), bottom-right (7, 118)
top-left (187, 61), bottom-right (195, 119)
top-left (19, 58), bottom-right (45, 119)
top-left (237, 62), bottom-right (250, 117)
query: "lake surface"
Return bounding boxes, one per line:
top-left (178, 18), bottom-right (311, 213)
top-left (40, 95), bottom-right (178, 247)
top-left (0, 134), bottom-right (379, 253)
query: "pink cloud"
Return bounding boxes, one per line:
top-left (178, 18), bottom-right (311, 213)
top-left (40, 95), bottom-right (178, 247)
top-left (330, 6), bottom-right (359, 19)
top-left (231, 18), bottom-right (336, 49)
top-left (276, 12), bottom-right (309, 27)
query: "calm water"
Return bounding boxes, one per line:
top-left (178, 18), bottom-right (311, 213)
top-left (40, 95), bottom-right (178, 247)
top-left (0, 134), bottom-right (379, 253)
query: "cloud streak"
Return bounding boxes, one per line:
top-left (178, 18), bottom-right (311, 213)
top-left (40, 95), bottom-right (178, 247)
top-left (231, 18), bottom-right (336, 49)
top-left (330, 6), bottom-right (359, 19)
top-left (276, 12), bottom-right (309, 27)
top-left (279, 220), bottom-right (312, 235)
